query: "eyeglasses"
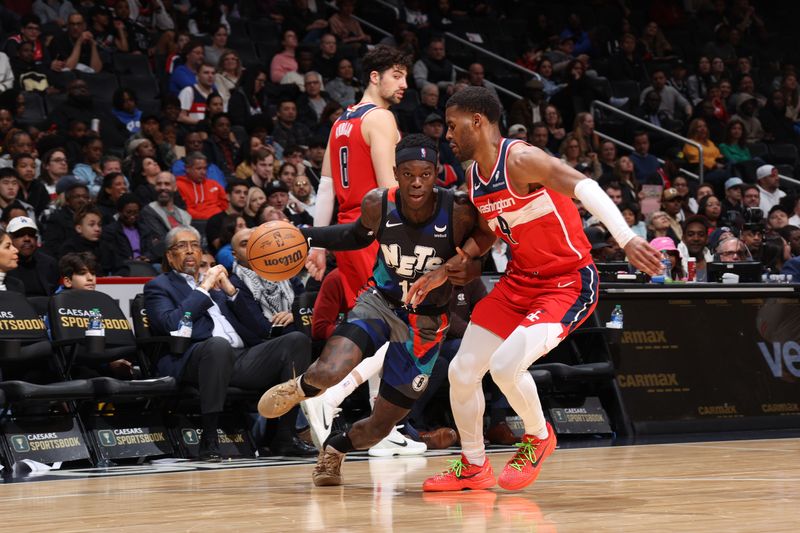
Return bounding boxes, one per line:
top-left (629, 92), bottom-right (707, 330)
top-left (50, 157), bottom-right (67, 163)
top-left (719, 251), bottom-right (743, 258)
top-left (170, 241), bottom-right (202, 252)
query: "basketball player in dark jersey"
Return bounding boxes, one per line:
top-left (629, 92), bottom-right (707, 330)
top-left (258, 134), bottom-right (495, 486)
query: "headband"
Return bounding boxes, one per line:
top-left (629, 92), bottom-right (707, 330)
top-left (395, 146), bottom-right (438, 166)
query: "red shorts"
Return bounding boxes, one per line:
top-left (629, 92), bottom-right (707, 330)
top-left (471, 264), bottom-right (599, 340)
top-left (335, 241), bottom-right (380, 309)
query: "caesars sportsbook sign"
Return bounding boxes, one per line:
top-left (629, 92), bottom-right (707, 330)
top-left (598, 293), bottom-right (800, 432)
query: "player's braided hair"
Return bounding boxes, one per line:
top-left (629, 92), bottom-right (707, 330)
top-left (446, 86), bottom-right (501, 124)
top-left (396, 133), bottom-right (438, 155)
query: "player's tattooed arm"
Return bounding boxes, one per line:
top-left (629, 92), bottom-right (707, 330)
top-left (300, 189), bottom-right (383, 251)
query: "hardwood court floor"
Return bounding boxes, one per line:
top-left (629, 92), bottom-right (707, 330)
top-left (1, 437), bottom-right (798, 532)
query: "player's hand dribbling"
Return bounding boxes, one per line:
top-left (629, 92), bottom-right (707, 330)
top-left (306, 247), bottom-right (327, 281)
top-left (624, 236), bottom-right (664, 277)
top-left (405, 248), bottom-right (471, 307)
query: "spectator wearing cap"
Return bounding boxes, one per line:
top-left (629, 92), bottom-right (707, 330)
top-left (585, 226), bottom-right (612, 263)
top-left (176, 153), bottom-right (229, 221)
top-left (650, 236), bottom-right (684, 280)
top-left (413, 37), bottom-right (456, 92)
top-left (422, 113), bottom-right (464, 188)
top-left (768, 205), bottom-right (791, 231)
top-left (509, 79), bottom-right (546, 136)
top-left (266, 179), bottom-right (313, 227)
top-left (0, 168), bottom-right (35, 222)
top-left (756, 164), bottom-right (786, 215)
top-left (411, 83), bottom-right (443, 134)
top-left (5, 216), bottom-right (58, 296)
top-left (41, 176), bottom-right (90, 257)
top-left (205, 179), bottom-right (249, 253)
top-left (722, 177), bottom-right (745, 215)
top-left (679, 216), bottom-right (714, 281)
top-left (508, 124), bottom-right (528, 140)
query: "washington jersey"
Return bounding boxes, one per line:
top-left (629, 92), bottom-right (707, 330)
top-left (371, 187), bottom-right (457, 311)
top-left (469, 138), bottom-right (592, 278)
top-left (329, 103), bottom-right (384, 223)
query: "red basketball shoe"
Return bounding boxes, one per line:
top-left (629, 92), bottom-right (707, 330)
top-left (497, 422), bottom-right (557, 491)
top-left (422, 454), bottom-right (496, 492)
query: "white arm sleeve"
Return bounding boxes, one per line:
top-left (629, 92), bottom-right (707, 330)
top-left (573, 178), bottom-right (637, 248)
top-left (313, 176), bottom-right (335, 228)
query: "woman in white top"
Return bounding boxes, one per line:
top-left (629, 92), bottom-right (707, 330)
top-left (214, 49), bottom-right (242, 109)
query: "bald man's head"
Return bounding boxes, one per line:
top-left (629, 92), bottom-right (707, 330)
top-left (232, 228), bottom-right (253, 267)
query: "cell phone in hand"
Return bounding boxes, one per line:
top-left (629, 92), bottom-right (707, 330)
top-left (270, 324), bottom-right (284, 337)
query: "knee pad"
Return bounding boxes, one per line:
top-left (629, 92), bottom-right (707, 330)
top-left (489, 323), bottom-right (564, 382)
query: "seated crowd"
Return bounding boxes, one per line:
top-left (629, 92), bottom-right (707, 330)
top-left (1, 0), bottom-right (800, 460)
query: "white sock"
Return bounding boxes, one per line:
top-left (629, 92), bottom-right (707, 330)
top-left (321, 343), bottom-right (388, 408)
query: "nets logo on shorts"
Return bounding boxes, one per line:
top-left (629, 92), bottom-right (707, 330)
top-left (411, 374), bottom-right (429, 392)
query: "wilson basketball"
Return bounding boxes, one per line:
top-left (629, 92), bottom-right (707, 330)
top-left (246, 221), bottom-right (308, 281)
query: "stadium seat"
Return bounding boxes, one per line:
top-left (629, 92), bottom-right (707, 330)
top-left (112, 53), bottom-right (152, 76)
top-left (45, 92), bottom-right (67, 114)
top-left (749, 142), bottom-right (769, 160)
top-left (18, 92), bottom-right (47, 127)
top-left (0, 292), bottom-right (94, 405)
top-left (119, 73), bottom-right (160, 101)
top-left (768, 143), bottom-right (799, 165)
top-left (76, 72), bottom-right (119, 102)
top-left (247, 20), bottom-right (280, 44)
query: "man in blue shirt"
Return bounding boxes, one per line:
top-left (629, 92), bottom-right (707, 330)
top-left (168, 40), bottom-right (205, 95)
top-left (629, 131), bottom-right (663, 185)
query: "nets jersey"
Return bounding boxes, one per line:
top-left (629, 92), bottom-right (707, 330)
top-left (469, 138), bottom-right (592, 278)
top-left (370, 187), bottom-right (457, 311)
top-left (329, 103), bottom-right (383, 223)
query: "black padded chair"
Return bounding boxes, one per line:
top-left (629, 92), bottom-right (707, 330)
top-left (112, 53), bottom-right (152, 76)
top-left (18, 92), bottom-right (47, 126)
top-left (768, 143), bottom-right (799, 166)
top-left (0, 292), bottom-right (94, 406)
top-left (48, 290), bottom-right (175, 399)
top-left (119, 73), bottom-right (160, 101)
top-left (76, 72), bottom-right (118, 102)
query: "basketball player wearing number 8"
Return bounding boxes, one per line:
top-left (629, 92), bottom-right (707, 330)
top-left (408, 87), bottom-right (664, 492)
top-left (257, 134), bottom-right (495, 486)
top-left (307, 45), bottom-right (411, 306)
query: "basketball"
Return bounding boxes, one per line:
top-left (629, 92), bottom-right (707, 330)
top-left (246, 220), bottom-right (308, 281)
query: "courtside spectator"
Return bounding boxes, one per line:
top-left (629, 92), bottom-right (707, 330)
top-left (144, 225), bottom-right (314, 460)
top-left (0, 225), bottom-right (23, 293)
top-left (679, 216), bottom-right (714, 281)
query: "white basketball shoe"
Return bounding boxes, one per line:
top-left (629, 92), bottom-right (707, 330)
top-left (301, 395), bottom-right (341, 450)
top-left (368, 426), bottom-right (427, 457)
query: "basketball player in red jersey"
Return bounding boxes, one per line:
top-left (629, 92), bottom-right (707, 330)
top-left (408, 87), bottom-right (663, 492)
top-left (308, 45), bottom-right (411, 306)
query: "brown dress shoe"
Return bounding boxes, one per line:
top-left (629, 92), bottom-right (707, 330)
top-left (419, 427), bottom-right (458, 449)
top-left (486, 421), bottom-right (517, 445)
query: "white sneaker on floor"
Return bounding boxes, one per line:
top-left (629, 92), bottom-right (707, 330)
top-left (368, 426), bottom-right (427, 457)
top-left (301, 395), bottom-right (341, 450)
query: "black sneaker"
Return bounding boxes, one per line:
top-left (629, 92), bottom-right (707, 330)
top-left (198, 431), bottom-right (222, 462)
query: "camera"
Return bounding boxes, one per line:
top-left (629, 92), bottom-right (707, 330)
top-left (742, 207), bottom-right (765, 232)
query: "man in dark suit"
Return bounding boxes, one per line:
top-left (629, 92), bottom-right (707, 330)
top-left (143, 225), bottom-right (315, 460)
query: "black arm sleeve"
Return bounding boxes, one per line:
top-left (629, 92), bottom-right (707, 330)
top-left (301, 219), bottom-right (376, 251)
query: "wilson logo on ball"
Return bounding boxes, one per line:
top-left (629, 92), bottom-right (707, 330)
top-left (260, 249), bottom-right (305, 267)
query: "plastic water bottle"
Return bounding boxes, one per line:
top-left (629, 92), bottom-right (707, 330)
top-left (661, 256), bottom-right (673, 282)
top-left (86, 308), bottom-right (104, 337)
top-left (177, 312), bottom-right (193, 338)
top-left (609, 305), bottom-right (623, 329)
